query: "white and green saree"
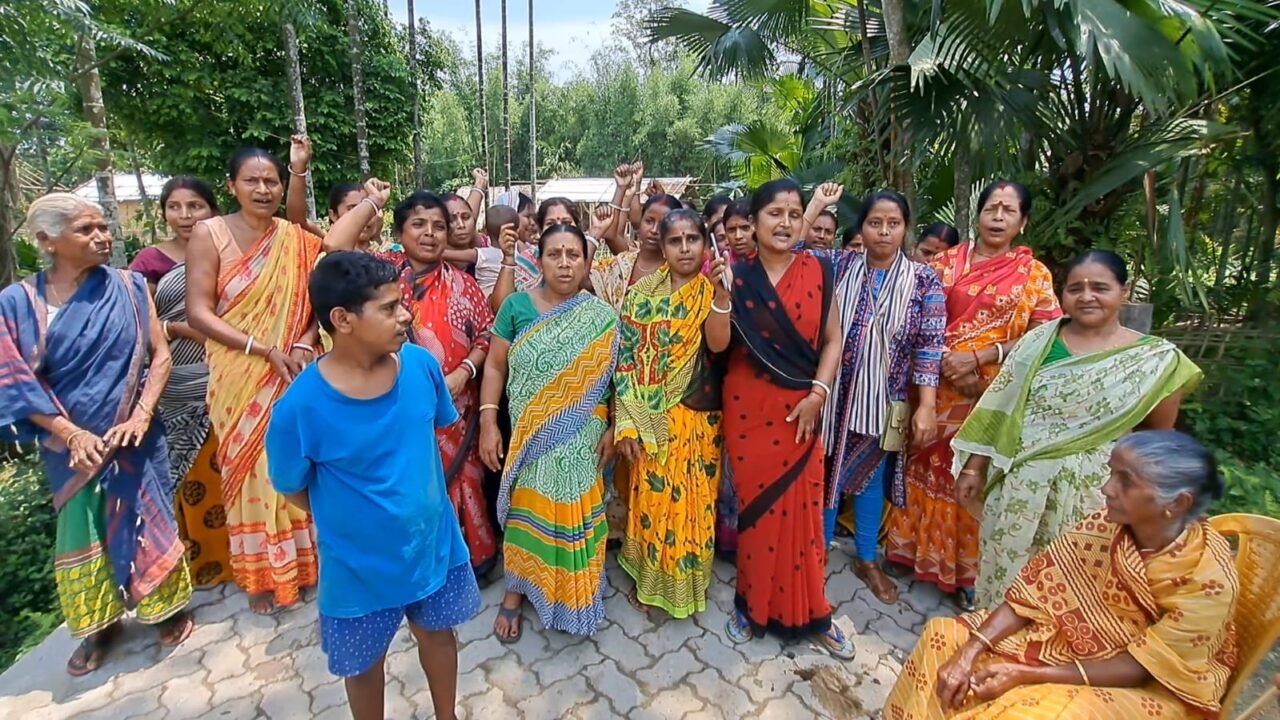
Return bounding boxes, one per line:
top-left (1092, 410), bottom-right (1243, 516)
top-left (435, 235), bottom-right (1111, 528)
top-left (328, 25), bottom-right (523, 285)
top-left (953, 318), bottom-right (1202, 608)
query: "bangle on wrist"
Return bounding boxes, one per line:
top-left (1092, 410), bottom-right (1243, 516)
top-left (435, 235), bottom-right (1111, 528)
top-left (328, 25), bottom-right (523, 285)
top-left (959, 468), bottom-right (981, 476)
top-left (811, 379), bottom-right (832, 398)
top-left (244, 335), bottom-right (256, 355)
top-left (710, 301), bottom-right (731, 315)
top-left (995, 343), bottom-right (1005, 364)
top-left (969, 628), bottom-right (995, 651)
top-left (65, 428), bottom-right (89, 447)
top-left (359, 196), bottom-right (383, 215)
top-left (1074, 659), bottom-right (1091, 686)
top-left (289, 164), bottom-right (310, 177)
top-left (290, 343), bottom-right (316, 355)
top-left (461, 358), bottom-right (478, 380)
top-left (479, 404), bottom-right (500, 413)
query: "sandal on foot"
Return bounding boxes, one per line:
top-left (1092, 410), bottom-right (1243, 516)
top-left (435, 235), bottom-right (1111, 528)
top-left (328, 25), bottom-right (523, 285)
top-left (816, 624), bottom-right (856, 661)
top-left (881, 561), bottom-right (913, 579)
top-left (854, 560), bottom-right (900, 605)
top-left (725, 609), bottom-right (754, 644)
top-left (494, 604), bottom-right (523, 644)
top-left (66, 625), bottom-right (119, 676)
top-left (627, 588), bottom-right (650, 613)
top-left (953, 588), bottom-right (977, 613)
top-left (158, 612), bottom-right (194, 648)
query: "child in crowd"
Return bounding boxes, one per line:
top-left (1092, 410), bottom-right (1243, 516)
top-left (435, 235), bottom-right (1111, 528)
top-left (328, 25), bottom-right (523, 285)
top-left (442, 203), bottom-right (520, 297)
top-left (266, 251), bottom-right (479, 720)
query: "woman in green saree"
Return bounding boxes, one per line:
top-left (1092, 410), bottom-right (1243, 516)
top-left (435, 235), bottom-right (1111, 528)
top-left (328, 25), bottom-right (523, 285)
top-left (955, 250), bottom-right (1202, 609)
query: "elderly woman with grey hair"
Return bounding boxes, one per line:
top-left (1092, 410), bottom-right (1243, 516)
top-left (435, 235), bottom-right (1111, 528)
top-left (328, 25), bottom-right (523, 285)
top-left (0, 192), bottom-right (193, 676)
top-left (887, 430), bottom-right (1238, 719)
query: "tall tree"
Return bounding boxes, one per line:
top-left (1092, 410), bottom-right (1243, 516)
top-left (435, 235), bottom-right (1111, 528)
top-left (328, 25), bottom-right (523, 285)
top-left (346, 0), bottom-right (371, 178)
top-left (528, 0), bottom-right (536, 196)
top-left (74, 34), bottom-right (125, 268)
top-left (501, 0), bottom-right (513, 187)
top-left (407, 0), bottom-right (422, 187)
top-left (474, 0), bottom-right (491, 176)
top-left (282, 20), bottom-right (317, 220)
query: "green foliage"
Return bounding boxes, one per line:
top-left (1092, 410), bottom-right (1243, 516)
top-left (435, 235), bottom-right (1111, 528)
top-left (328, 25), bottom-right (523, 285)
top-left (0, 452), bottom-right (58, 672)
top-left (1212, 457), bottom-right (1280, 518)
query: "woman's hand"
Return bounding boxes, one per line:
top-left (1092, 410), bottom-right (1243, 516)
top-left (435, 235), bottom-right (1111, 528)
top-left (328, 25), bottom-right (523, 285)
top-left (362, 178), bottom-right (392, 210)
top-left (104, 411), bottom-right (153, 449)
top-left (479, 418), bottom-right (504, 472)
top-left (267, 347), bottom-right (304, 383)
top-left (814, 182), bottom-right (844, 208)
top-left (786, 392), bottom-right (825, 444)
top-left (616, 436), bottom-right (645, 465)
top-left (288, 346), bottom-right (315, 370)
top-left (910, 404), bottom-right (938, 447)
top-left (942, 349), bottom-right (980, 382)
top-left (444, 368), bottom-right (469, 399)
top-left (471, 167), bottom-right (490, 193)
top-left (708, 250), bottom-right (734, 292)
top-left (66, 428), bottom-right (107, 472)
top-left (936, 645), bottom-right (980, 710)
top-left (595, 425), bottom-right (616, 471)
top-left (289, 134), bottom-right (312, 172)
top-left (589, 204), bottom-right (612, 239)
top-left (970, 663), bottom-right (1033, 702)
top-left (952, 373), bottom-right (984, 398)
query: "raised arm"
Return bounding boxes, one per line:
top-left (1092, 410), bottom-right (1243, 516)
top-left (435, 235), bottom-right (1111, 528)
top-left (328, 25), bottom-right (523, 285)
top-left (600, 164), bottom-right (635, 255)
top-left (322, 178), bottom-right (390, 253)
top-left (800, 182), bottom-right (843, 243)
top-left (704, 252), bottom-right (733, 353)
top-left (466, 168), bottom-right (489, 221)
top-left (488, 223), bottom-right (519, 313)
top-left (286, 135), bottom-right (325, 238)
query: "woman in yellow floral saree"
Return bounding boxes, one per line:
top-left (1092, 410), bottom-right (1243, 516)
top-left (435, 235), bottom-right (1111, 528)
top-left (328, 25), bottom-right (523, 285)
top-left (187, 148), bottom-right (327, 613)
top-left (886, 431), bottom-right (1237, 720)
top-left (614, 210), bottom-right (732, 618)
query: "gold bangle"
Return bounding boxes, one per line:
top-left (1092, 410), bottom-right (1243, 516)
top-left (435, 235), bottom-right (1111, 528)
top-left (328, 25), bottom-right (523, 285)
top-left (479, 404), bottom-right (500, 413)
top-left (969, 628), bottom-right (995, 651)
top-left (65, 429), bottom-right (90, 447)
top-left (1074, 659), bottom-right (1091, 686)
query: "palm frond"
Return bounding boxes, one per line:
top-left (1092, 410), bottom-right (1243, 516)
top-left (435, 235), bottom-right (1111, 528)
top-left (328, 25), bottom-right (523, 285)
top-left (646, 7), bottom-right (779, 78)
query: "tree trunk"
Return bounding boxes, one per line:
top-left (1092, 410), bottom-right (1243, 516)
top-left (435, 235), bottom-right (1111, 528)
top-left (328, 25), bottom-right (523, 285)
top-left (408, 0), bottom-right (422, 187)
top-left (880, 0), bottom-right (914, 205)
top-left (1212, 178), bottom-right (1241, 292)
top-left (126, 139), bottom-right (155, 244)
top-left (501, 0), bottom-right (513, 188)
top-left (952, 136), bottom-right (972, 241)
top-left (283, 21), bottom-right (317, 220)
top-left (475, 0), bottom-right (491, 176)
top-left (346, 0), bottom-right (371, 179)
top-left (76, 33), bottom-right (125, 268)
top-left (856, 0), bottom-right (886, 183)
top-left (1250, 167), bottom-right (1278, 319)
top-left (0, 145), bottom-right (19, 286)
top-left (528, 0), bottom-right (537, 198)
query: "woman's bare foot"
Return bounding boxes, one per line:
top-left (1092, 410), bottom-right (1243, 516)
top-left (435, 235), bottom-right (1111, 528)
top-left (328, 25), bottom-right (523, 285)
top-left (66, 623), bottom-right (120, 676)
top-left (853, 559), bottom-right (899, 605)
top-left (158, 611), bottom-right (195, 647)
top-left (248, 593), bottom-right (276, 615)
top-left (627, 587), bottom-right (650, 613)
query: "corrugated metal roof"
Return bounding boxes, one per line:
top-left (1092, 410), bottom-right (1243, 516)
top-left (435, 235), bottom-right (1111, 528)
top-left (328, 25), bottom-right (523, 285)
top-left (535, 177), bottom-right (694, 204)
top-left (73, 173), bottom-right (170, 203)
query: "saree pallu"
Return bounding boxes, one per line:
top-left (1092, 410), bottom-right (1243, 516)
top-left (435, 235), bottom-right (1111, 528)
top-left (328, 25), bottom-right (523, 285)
top-left (498, 293), bottom-right (618, 635)
top-left (954, 320), bottom-right (1203, 607)
top-left (177, 433), bottom-right (233, 588)
top-left (885, 513), bottom-right (1238, 719)
top-left (615, 271), bottom-right (722, 618)
top-left (0, 268), bottom-right (190, 636)
top-left (395, 258), bottom-right (498, 574)
top-left (885, 244), bottom-right (1061, 592)
top-left (724, 253), bottom-right (833, 639)
top-left (205, 218), bottom-right (319, 606)
top-left (589, 249), bottom-right (639, 311)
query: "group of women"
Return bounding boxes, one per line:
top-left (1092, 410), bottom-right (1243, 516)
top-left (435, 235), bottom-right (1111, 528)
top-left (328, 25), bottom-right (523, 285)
top-left (1, 135), bottom-right (1242, 719)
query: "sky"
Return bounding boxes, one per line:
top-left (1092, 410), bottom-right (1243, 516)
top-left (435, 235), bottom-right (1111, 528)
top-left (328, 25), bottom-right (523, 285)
top-left (390, 0), bottom-right (711, 81)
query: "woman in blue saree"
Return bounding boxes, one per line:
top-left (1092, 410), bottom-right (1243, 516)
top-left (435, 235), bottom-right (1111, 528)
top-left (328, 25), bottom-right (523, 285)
top-left (0, 193), bottom-right (193, 675)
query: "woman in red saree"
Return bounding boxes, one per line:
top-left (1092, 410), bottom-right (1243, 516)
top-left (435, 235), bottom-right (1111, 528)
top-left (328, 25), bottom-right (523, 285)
top-left (187, 147), bottom-right (325, 613)
top-left (327, 184), bottom-right (499, 576)
top-left (721, 179), bottom-right (852, 658)
top-left (884, 181), bottom-right (1062, 611)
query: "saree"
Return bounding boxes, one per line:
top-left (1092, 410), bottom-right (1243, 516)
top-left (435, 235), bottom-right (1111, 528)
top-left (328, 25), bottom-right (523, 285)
top-left (589, 249), bottom-right (639, 311)
top-left (389, 255), bottom-right (498, 574)
top-left (204, 217), bottom-right (319, 606)
top-left (952, 319), bottom-right (1203, 607)
top-left (155, 263), bottom-right (232, 588)
top-left (723, 253), bottom-right (834, 639)
top-left (885, 243), bottom-right (1061, 592)
top-left (0, 268), bottom-right (191, 637)
top-left (615, 270), bottom-right (722, 618)
top-left (498, 292), bottom-right (618, 635)
top-left (884, 512), bottom-right (1238, 719)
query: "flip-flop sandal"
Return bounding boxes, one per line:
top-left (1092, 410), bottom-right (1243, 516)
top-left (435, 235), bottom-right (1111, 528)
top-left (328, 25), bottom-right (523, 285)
top-left (816, 625), bottom-right (856, 661)
top-left (159, 613), bottom-right (194, 648)
top-left (494, 604), bottom-right (523, 644)
top-left (725, 609), bottom-right (753, 644)
top-left (66, 625), bottom-right (119, 677)
top-left (627, 588), bottom-right (650, 613)
top-left (854, 561), bottom-right (900, 605)
top-left (953, 588), bottom-right (977, 613)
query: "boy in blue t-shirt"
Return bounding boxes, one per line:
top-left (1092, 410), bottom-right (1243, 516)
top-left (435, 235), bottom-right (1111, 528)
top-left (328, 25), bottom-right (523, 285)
top-left (266, 251), bottom-right (479, 720)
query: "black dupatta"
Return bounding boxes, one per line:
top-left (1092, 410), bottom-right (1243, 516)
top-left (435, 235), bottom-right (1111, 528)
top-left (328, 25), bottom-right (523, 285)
top-left (729, 254), bottom-right (834, 390)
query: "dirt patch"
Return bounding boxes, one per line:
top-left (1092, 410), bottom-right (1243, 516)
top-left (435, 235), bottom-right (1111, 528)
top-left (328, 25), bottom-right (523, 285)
top-left (795, 665), bottom-right (868, 719)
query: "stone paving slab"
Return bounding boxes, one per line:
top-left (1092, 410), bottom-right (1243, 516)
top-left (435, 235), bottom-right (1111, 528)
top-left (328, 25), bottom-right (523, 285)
top-left (0, 542), bottom-right (956, 719)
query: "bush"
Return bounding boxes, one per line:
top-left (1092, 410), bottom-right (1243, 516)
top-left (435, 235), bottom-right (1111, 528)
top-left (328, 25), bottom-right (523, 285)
top-left (1212, 456), bottom-right (1280, 517)
top-left (0, 453), bottom-right (59, 671)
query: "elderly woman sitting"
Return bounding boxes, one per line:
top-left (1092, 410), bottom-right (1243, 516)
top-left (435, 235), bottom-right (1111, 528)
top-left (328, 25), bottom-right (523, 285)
top-left (0, 193), bottom-right (194, 675)
top-left (885, 430), bottom-right (1237, 719)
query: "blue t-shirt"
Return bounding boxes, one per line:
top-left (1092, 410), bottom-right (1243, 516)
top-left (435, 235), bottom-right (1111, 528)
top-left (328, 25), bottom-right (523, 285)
top-left (265, 344), bottom-right (468, 618)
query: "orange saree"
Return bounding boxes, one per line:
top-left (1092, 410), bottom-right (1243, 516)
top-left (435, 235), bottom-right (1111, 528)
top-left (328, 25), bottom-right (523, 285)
top-left (205, 217), bottom-right (319, 606)
top-left (885, 244), bottom-right (1061, 593)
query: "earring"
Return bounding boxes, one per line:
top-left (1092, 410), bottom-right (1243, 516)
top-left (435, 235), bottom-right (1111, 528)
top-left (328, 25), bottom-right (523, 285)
top-left (1163, 508), bottom-right (1173, 519)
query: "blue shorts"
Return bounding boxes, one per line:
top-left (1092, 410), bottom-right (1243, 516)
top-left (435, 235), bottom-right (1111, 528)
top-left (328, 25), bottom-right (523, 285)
top-left (319, 562), bottom-right (481, 677)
